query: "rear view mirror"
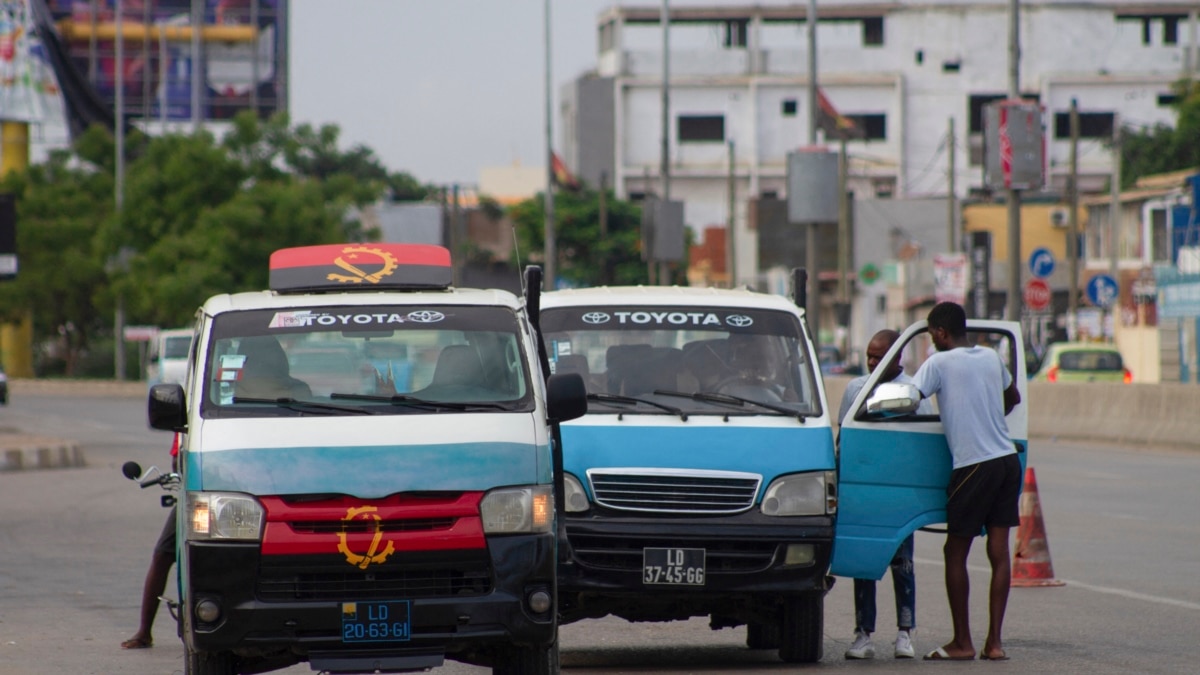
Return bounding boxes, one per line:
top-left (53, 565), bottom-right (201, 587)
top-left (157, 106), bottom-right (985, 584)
top-left (148, 384), bottom-right (187, 431)
top-left (546, 373), bottom-right (587, 423)
top-left (866, 382), bottom-right (921, 415)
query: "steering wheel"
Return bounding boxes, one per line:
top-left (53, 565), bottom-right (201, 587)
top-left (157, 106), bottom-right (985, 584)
top-left (713, 375), bottom-right (785, 403)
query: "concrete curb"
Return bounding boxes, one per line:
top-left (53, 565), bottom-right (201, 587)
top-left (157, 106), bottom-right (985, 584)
top-left (11, 378), bottom-right (148, 398)
top-left (0, 438), bottom-right (86, 472)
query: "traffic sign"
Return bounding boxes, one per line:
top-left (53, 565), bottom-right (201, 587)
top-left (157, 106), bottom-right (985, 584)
top-left (859, 263), bottom-right (881, 286)
top-left (1023, 278), bottom-right (1051, 311)
top-left (1086, 274), bottom-right (1119, 308)
top-left (1028, 247), bottom-right (1055, 278)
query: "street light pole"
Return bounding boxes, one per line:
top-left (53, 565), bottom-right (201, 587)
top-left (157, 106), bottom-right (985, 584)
top-left (805, 0), bottom-right (820, 343)
top-left (115, 0), bottom-right (127, 380)
top-left (543, 0), bottom-right (556, 290)
top-left (1005, 0), bottom-right (1022, 321)
top-left (658, 0), bottom-right (670, 285)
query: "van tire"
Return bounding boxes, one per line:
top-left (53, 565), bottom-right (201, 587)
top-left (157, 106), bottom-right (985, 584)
top-left (184, 644), bottom-right (237, 675)
top-left (746, 621), bottom-right (781, 649)
top-left (493, 635), bottom-right (558, 675)
top-left (778, 594), bottom-right (823, 663)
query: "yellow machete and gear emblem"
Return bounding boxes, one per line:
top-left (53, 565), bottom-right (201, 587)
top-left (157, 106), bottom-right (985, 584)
top-left (328, 246), bottom-right (399, 284)
top-left (336, 505), bottom-right (396, 569)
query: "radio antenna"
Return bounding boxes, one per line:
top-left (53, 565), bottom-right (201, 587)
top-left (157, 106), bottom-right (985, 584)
top-left (513, 223), bottom-right (526, 294)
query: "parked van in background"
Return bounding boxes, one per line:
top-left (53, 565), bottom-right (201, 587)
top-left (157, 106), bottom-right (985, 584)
top-left (147, 328), bottom-right (193, 385)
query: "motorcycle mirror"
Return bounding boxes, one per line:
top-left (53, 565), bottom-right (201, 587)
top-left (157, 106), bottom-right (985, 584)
top-left (122, 461), bottom-right (143, 481)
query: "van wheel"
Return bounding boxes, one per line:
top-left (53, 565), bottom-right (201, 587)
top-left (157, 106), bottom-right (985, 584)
top-left (184, 644), bottom-right (237, 675)
top-left (746, 621), bottom-right (781, 650)
top-left (493, 635), bottom-right (559, 675)
top-left (778, 594), bottom-right (823, 663)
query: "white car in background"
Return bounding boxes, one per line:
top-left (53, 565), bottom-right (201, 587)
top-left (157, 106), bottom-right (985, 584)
top-left (146, 328), bottom-right (192, 385)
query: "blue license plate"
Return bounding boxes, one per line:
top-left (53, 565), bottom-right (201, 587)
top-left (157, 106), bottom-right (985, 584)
top-left (342, 601), bottom-right (411, 643)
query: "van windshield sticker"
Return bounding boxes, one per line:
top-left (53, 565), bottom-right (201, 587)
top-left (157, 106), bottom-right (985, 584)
top-left (541, 307), bottom-right (795, 337)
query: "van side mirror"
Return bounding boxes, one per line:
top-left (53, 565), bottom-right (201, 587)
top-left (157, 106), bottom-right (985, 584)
top-left (546, 373), bottom-right (587, 423)
top-left (866, 381), bottom-right (921, 415)
top-left (148, 384), bottom-right (187, 432)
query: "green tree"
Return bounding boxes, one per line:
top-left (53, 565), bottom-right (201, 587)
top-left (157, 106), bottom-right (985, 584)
top-left (1121, 80), bottom-right (1200, 187)
top-left (0, 112), bottom-right (423, 373)
top-left (0, 139), bottom-right (113, 375)
top-left (510, 187), bottom-right (666, 288)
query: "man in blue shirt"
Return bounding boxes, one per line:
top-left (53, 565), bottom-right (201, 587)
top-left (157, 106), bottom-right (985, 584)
top-left (838, 329), bottom-right (932, 660)
top-left (912, 302), bottom-right (1021, 662)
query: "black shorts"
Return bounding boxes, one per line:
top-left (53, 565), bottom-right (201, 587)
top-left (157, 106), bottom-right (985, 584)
top-left (946, 453), bottom-right (1022, 538)
top-left (154, 506), bottom-right (178, 562)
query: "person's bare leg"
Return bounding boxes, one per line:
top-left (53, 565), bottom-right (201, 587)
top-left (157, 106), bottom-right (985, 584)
top-left (934, 535), bottom-right (976, 659)
top-left (982, 526), bottom-right (1012, 660)
top-left (122, 551), bottom-right (172, 648)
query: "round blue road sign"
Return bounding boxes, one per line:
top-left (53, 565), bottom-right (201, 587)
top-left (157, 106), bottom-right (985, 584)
top-left (1086, 274), bottom-right (1119, 308)
top-left (1029, 247), bottom-right (1056, 278)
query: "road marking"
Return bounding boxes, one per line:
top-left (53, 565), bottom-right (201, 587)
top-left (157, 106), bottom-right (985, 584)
top-left (915, 557), bottom-right (1200, 611)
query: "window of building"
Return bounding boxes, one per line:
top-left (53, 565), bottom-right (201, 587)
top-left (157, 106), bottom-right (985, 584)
top-left (915, 49), bottom-right (924, 64)
top-left (627, 191), bottom-right (647, 202)
top-left (943, 60), bottom-right (961, 73)
top-left (969, 94), bottom-right (1007, 133)
top-left (781, 99), bottom-right (797, 117)
top-left (1165, 16), bottom-right (1179, 44)
top-left (1053, 112), bottom-right (1114, 139)
top-left (863, 17), bottom-right (884, 46)
top-left (1117, 14), bottom-right (1188, 45)
top-left (678, 115), bottom-right (725, 143)
top-left (845, 113), bottom-right (887, 140)
top-left (1152, 208), bottom-right (1170, 263)
top-left (1158, 93), bottom-right (1180, 106)
top-left (724, 19), bottom-right (748, 48)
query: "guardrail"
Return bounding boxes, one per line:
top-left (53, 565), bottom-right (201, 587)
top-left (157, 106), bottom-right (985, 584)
top-left (825, 377), bottom-right (1200, 451)
top-left (13, 378), bottom-right (1200, 450)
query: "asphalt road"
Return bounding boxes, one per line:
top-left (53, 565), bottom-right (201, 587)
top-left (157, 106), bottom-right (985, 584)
top-left (1, 391), bottom-right (1197, 674)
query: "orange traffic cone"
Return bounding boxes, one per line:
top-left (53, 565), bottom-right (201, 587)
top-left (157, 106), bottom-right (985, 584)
top-left (1011, 466), bottom-right (1065, 587)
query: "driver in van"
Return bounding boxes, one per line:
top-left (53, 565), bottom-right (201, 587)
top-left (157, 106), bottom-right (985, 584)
top-left (720, 334), bottom-right (787, 401)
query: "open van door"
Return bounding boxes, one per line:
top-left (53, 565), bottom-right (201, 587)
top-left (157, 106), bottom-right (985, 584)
top-left (831, 319), bottom-right (1028, 580)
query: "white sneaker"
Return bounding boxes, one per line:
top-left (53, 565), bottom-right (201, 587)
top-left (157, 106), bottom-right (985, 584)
top-left (845, 630), bottom-right (875, 659)
top-left (894, 629), bottom-right (915, 659)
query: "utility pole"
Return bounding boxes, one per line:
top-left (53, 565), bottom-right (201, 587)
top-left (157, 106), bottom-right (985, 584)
top-left (115, 0), bottom-right (127, 380)
top-left (543, 0), bottom-right (556, 290)
top-left (947, 117), bottom-right (957, 252)
top-left (658, 0), bottom-right (671, 285)
top-left (190, 0), bottom-right (202, 133)
top-left (1005, 0), bottom-right (1022, 321)
top-left (727, 140), bottom-right (736, 288)
top-left (837, 137), bottom-right (849, 305)
top-left (1107, 112), bottom-right (1121, 341)
top-left (805, 0), bottom-right (820, 343)
top-left (599, 171), bottom-right (611, 285)
top-left (1067, 99), bottom-right (1080, 335)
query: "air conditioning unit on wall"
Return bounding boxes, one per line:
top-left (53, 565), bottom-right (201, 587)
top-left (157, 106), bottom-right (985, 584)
top-left (1049, 207), bottom-right (1069, 228)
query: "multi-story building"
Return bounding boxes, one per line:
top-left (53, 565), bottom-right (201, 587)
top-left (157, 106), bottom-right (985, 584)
top-left (561, 0), bottom-right (1200, 288)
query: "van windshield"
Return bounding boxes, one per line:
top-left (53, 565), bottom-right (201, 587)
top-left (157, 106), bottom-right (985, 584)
top-left (200, 305), bottom-right (533, 417)
top-left (162, 335), bottom-right (192, 359)
top-left (540, 306), bottom-right (821, 417)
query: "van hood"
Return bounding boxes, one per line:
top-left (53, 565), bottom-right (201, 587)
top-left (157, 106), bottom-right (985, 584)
top-left (186, 414), bottom-right (548, 499)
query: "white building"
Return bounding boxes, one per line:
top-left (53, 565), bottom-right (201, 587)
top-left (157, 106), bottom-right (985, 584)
top-left (561, 1), bottom-right (1200, 287)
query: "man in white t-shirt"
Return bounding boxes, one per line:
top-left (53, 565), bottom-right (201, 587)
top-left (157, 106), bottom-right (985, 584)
top-left (838, 329), bottom-right (933, 660)
top-left (911, 302), bottom-right (1021, 662)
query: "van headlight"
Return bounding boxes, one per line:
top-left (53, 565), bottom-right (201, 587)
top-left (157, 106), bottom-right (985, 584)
top-left (563, 473), bottom-right (590, 513)
top-left (481, 486), bottom-right (553, 534)
top-left (187, 492), bottom-right (265, 540)
top-left (761, 471), bottom-right (837, 516)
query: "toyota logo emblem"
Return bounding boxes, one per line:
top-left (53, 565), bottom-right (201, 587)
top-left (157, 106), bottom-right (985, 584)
top-left (582, 312), bottom-right (611, 324)
top-left (406, 310), bottom-right (445, 323)
top-left (725, 314), bottom-right (754, 327)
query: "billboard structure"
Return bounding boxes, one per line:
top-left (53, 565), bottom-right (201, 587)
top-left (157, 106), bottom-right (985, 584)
top-left (983, 100), bottom-right (1045, 191)
top-left (45, 0), bottom-right (287, 129)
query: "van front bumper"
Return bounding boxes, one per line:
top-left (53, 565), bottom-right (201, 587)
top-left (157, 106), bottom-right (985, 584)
top-left (558, 511), bottom-right (834, 623)
top-left (183, 533), bottom-right (556, 664)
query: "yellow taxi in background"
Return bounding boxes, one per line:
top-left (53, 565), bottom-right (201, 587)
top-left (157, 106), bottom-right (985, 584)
top-left (1031, 342), bottom-right (1132, 383)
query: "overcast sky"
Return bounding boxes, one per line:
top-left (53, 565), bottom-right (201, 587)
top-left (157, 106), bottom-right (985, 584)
top-left (289, 1), bottom-right (618, 185)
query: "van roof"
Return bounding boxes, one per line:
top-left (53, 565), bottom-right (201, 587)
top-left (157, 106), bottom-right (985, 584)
top-left (540, 286), bottom-right (803, 314)
top-left (200, 286), bottom-right (523, 316)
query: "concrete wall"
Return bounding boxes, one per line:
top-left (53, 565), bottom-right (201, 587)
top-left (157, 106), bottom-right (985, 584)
top-left (826, 376), bottom-right (1200, 450)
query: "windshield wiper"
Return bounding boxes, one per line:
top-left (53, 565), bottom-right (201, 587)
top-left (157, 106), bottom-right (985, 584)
top-left (329, 392), bottom-right (509, 411)
top-left (654, 389), bottom-right (807, 422)
top-left (230, 396), bottom-right (377, 415)
top-left (586, 392), bottom-right (688, 421)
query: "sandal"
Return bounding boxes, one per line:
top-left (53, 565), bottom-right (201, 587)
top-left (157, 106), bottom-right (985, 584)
top-left (121, 636), bottom-right (152, 649)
